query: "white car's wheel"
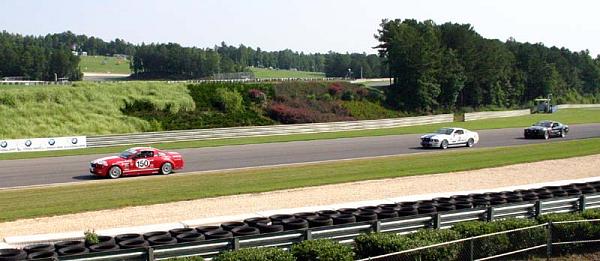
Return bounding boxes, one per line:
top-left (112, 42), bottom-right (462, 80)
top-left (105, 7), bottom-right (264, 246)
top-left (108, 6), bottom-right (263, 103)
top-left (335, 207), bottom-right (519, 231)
top-left (160, 162), bottom-right (173, 175)
top-left (560, 130), bottom-right (566, 138)
top-left (108, 166), bottom-right (122, 179)
top-left (466, 138), bottom-right (474, 148)
top-left (440, 140), bottom-right (449, 150)
top-left (544, 131), bottom-right (550, 140)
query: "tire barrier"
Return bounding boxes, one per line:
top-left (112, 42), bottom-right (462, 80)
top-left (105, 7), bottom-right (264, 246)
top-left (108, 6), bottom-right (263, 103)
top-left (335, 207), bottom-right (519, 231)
top-left (26, 250), bottom-right (57, 260)
top-left (282, 218), bottom-right (309, 230)
top-left (54, 240), bottom-right (84, 250)
top-left (306, 216), bottom-right (333, 227)
top-left (13, 180), bottom-right (600, 259)
top-left (147, 235), bottom-right (177, 246)
top-left (169, 228), bottom-right (196, 237)
top-left (195, 226), bottom-right (223, 234)
top-left (269, 214), bottom-right (294, 225)
top-left (143, 231), bottom-right (170, 240)
top-left (88, 243), bottom-right (120, 252)
top-left (220, 221), bottom-right (248, 232)
top-left (175, 232), bottom-right (205, 243)
top-left (0, 249), bottom-right (27, 261)
top-left (244, 217), bottom-right (270, 227)
top-left (204, 230), bottom-right (233, 240)
top-left (255, 223), bottom-right (284, 233)
top-left (22, 243), bottom-right (54, 254)
top-left (231, 227), bottom-right (260, 236)
top-left (115, 233), bottom-right (143, 243)
top-left (57, 246), bottom-right (89, 256)
top-left (118, 238), bottom-right (148, 249)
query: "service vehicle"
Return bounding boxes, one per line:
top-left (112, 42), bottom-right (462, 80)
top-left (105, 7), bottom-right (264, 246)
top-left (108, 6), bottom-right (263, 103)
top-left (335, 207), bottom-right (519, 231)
top-left (90, 147), bottom-right (184, 179)
top-left (524, 120), bottom-right (569, 139)
top-left (420, 127), bottom-right (479, 149)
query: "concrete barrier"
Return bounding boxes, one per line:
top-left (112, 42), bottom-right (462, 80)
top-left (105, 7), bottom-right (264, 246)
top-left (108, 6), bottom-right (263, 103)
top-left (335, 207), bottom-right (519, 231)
top-left (464, 109), bottom-right (531, 121)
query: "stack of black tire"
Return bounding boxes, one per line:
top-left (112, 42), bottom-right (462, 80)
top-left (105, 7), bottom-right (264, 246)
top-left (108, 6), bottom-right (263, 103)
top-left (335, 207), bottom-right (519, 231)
top-left (7, 181), bottom-right (599, 260)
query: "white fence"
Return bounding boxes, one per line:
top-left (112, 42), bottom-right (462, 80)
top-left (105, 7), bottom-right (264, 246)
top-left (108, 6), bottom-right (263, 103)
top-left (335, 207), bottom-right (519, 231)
top-left (556, 104), bottom-right (600, 109)
top-left (464, 109), bottom-right (531, 121)
top-left (87, 114), bottom-right (454, 147)
top-left (0, 136), bottom-right (86, 153)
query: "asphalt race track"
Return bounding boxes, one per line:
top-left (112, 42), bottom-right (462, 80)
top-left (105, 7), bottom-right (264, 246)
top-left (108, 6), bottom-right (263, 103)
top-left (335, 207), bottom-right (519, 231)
top-left (2, 123), bottom-right (600, 189)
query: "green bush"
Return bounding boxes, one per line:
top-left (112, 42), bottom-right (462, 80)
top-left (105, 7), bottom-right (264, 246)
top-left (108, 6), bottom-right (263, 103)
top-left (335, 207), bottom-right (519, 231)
top-left (342, 101), bottom-right (403, 120)
top-left (408, 229), bottom-right (462, 260)
top-left (452, 218), bottom-right (542, 258)
top-left (582, 209), bottom-right (600, 240)
top-left (319, 93), bottom-right (333, 101)
top-left (341, 90), bottom-right (354, 101)
top-left (291, 239), bottom-right (354, 261)
top-left (355, 229), bottom-right (462, 260)
top-left (214, 88), bottom-right (244, 113)
top-left (84, 229), bottom-right (99, 245)
top-left (214, 247), bottom-right (294, 261)
top-left (538, 213), bottom-right (592, 254)
top-left (354, 232), bottom-right (418, 259)
top-left (582, 209), bottom-right (600, 220)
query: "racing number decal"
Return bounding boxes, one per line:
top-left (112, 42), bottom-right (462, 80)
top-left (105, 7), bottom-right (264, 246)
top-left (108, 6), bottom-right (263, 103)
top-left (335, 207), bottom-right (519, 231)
top-left (135, 159), bottom-right (151, 168)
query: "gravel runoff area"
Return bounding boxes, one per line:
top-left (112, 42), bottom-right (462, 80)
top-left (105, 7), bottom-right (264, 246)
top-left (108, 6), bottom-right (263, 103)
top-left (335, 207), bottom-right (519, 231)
top-left (2, 154), bottom-right (600, 238)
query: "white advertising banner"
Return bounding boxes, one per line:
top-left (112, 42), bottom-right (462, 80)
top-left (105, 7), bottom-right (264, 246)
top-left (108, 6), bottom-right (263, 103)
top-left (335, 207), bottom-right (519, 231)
top-left (0, 136), bottom-right (86, 153)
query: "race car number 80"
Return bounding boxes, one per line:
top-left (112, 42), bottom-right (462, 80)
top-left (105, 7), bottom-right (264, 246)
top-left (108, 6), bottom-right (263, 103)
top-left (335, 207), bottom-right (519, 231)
top-left (135, 159), bottom-right (151, 168)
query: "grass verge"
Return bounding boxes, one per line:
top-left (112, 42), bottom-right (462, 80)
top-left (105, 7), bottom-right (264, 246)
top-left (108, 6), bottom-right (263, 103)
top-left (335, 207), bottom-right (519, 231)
top-left (1, 138), bottom-right (600, 222)
top-left (1, 108), bottom-right (599, 161)
top-left (79, 56), bottom-right (132, 74)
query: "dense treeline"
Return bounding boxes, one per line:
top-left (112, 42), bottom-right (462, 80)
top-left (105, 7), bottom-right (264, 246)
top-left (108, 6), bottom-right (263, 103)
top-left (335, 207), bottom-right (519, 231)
top-left (0, 31), bottom-right (82, 80)
top-left (0, 31), bottom-right (386, 80)
top-left (376, 19), bottom-right (600, 112)
top-left (131, 42), bottom-right (387, 79)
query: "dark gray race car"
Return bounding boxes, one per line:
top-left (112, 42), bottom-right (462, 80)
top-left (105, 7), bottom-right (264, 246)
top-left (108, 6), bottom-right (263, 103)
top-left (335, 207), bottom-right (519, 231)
top-left (524, 120), bottom-right (569, 139)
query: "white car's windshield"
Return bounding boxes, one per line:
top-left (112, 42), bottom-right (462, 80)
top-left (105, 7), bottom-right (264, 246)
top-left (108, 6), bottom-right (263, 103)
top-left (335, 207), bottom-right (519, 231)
top-left (533, 121), bottom-right (552, 128)
top-left (119, 149), bottom-right (137, 159)
top-left (435, 128), bottom-right (453, 135)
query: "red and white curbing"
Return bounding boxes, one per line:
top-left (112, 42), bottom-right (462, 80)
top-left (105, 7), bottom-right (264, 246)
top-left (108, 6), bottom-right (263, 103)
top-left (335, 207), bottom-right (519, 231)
top-left (3, 176), bottom-right (600, 249)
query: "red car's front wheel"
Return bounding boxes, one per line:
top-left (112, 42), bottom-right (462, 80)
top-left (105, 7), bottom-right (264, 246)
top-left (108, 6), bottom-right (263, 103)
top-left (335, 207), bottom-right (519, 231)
top-left (108, 166), bottom-right (122, 179)
top-left (160, 163), bottom-right (173, 175)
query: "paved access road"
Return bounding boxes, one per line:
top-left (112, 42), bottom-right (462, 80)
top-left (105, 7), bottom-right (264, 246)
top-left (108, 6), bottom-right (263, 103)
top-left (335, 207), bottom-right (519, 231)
top-left (2, 123), bottom-right (600, 189)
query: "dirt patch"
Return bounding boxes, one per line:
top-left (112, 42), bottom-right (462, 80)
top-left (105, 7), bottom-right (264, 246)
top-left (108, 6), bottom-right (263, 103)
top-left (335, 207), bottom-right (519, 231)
top-left (2, 154), bottom-right (600, 238)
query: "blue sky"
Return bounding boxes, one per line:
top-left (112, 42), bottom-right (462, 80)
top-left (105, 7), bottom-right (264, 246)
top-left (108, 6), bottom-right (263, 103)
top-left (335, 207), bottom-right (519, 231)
top-left (1, 0), bottom-right (599, 56)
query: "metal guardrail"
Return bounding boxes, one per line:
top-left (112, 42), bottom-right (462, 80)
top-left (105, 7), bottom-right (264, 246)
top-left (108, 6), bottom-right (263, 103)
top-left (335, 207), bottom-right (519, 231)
top-left (56, 193), bottom-right (599, 260)
top-left (86, 114), bottom-right (454, 147)
top-left (463, 109), bottom-right (531, 121)
top-left (0, 77), bottom-right (344, 86)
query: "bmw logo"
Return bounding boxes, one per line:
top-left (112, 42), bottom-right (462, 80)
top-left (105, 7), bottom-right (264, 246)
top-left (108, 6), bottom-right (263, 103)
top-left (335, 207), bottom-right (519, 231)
top-left (71, 138), bottom-right (78, 144)
top-left (0, 141), bottom-right (7, 148)
top-left (25, 140), bottom-right (32, 147)
top-left (48, 139), bottom-right (56, 146)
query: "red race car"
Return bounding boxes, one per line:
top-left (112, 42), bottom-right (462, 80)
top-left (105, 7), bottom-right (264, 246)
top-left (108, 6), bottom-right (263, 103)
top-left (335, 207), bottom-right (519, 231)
top-left (90, 147), bottom-right (184, 179)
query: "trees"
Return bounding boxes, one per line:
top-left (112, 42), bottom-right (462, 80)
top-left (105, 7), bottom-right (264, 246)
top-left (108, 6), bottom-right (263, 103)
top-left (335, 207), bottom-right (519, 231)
top-left (376, 19), bottom-right (600, 112)
top-left (0, 31), bottom-right (81, 81)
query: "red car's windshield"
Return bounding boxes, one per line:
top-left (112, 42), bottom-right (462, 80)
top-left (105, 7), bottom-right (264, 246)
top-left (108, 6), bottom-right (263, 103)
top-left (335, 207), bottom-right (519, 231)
top-left (119, 149), bottom-right (137, 159)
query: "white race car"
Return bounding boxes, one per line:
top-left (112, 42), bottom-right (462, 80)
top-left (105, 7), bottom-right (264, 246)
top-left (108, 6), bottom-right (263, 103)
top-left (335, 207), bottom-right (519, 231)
top-left (420, 127), bottom-right (479, 149)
